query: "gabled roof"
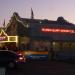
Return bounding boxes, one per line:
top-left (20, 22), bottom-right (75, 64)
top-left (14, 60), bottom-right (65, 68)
top-left (5, 12), bottom-right (75, 31)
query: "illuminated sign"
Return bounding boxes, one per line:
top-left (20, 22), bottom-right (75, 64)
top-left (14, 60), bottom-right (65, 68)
top-left (0, 29), bottom-right (18, 43)
top-left (0, 29), bottom-right (8, 41)
top-left (0, 36), bottom-right (6, 41)
top-left (41, 28), bottom-right (75, 33)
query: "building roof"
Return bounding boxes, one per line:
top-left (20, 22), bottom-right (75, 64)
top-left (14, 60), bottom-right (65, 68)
top-left (6, 12), bottom-right (75, 31)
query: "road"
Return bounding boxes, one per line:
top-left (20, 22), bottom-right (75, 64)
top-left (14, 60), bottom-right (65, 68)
top-left (6, 61), bottom-right (75, 75)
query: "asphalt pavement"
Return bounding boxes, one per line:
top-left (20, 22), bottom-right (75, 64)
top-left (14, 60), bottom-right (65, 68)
top-left (6, 61), bottom-right (75, 75)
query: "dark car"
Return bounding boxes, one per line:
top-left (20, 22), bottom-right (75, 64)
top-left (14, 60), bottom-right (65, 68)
top-left (0, 50), bottom-right (25, 68)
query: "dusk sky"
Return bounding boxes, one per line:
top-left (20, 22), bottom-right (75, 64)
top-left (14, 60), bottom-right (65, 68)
top-left (0, 0), bottom-right (75, 26)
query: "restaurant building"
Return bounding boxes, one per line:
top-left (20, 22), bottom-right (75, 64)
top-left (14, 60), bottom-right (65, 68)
top-left (5, 12), bottom-right (75, 52)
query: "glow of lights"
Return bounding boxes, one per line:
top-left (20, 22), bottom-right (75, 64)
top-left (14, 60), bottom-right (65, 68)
top-left (19, 57), bottom-right (24, 60)
top-left (25, 51), bottom-right (48, 55)
top-left (0, 36), bottom-right (6, 41)
top-left (41, 28), bottom-right (75, 33)
top-left (0, 29), bottom-right (18, 43)
top-left (0, 36), bottom-right (18, 43)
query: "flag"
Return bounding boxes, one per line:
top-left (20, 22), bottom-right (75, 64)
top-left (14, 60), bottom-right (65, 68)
top-left (31, 8), bottom-right (34, 19)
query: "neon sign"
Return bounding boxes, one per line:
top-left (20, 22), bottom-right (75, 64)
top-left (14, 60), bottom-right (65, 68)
top-left (0, 36), bottom-right (6, 41)
top-left (41, 28), bottom-right (75, 33)
top-left (0, 29), bottom-right (18, 43)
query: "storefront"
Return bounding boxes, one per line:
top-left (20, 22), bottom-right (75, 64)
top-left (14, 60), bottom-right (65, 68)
top-left (29, 23), bottom-right (75, 52)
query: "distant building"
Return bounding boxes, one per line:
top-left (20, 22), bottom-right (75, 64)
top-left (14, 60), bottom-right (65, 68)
top-left (5, 12), bottom-right (75, 52)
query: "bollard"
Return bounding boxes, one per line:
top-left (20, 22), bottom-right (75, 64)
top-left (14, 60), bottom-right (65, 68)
top-left (0, 68), bottom-right (5, 75)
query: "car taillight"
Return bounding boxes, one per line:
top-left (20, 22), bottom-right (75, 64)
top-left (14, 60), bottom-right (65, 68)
top-left (19, 57), bottom-right (24, 60)
top-left (18, 56), bottom-right (26, 62)
top-left (18, 53), bottom-right (23, 56)
top-left (16, 51), bottom-right (26, 62)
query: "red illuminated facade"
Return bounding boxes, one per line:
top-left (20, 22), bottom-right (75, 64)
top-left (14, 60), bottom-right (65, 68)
top-left (41, 28), bottom-right (75, 33)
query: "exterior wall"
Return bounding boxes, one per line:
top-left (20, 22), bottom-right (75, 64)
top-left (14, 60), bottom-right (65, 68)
top-left (29, 23), bottom-right (75, 42)
top-left (6, 17), bottom-right (18, 36)
top-left (28, 23), bottom-right (75, 52)
top-left (30, 39), bottom-right (75, 52)
top-left (19, 36), bottom-right (30, 50)
top-left (17, 21), bottom-right (29, 36)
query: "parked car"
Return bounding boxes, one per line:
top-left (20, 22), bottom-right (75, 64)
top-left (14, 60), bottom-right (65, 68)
top-left (0, 50), bottom-right (26, 68)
